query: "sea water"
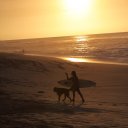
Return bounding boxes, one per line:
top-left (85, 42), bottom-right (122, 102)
top-left (0, 32), bottom-right (128, 65)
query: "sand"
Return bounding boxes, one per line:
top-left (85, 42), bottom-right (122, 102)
top-left (0, 53), bottom-right (128, 128)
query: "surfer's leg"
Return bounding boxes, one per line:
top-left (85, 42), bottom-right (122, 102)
top-left (77, 89), bottom-right (85, 103)
top-left (72, 91), bottom-right (75, 103)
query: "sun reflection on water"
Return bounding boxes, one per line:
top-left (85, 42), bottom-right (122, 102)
top-left (73, 36), bottom-right (89, 57)
top-left (58, 36), bottom-right (91, 63)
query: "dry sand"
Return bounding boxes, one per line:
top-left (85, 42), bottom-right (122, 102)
top-left (0, 53), bottom-right (128, 128)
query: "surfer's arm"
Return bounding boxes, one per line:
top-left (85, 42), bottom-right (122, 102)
top-left (65, 72), bottom-right (69, 80)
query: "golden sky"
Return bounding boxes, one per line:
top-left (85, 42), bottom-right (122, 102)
top-left (0, 0), bottom-right (128, 40)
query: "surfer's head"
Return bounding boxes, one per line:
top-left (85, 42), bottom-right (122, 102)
top-left (71, 71), bottom-right (77, 77)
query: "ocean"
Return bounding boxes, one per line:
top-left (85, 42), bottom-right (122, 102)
top-left (0, 32), bottom-right (128, 65)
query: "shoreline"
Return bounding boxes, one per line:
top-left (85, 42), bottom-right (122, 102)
top-left (25, 53), bottom-right (128, 66)
top-left (1, 52), bottom-right (128, 66)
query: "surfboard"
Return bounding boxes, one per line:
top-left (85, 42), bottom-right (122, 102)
top-left (58, 79), bottom-right (96, 88)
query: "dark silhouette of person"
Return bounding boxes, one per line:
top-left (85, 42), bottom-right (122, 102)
top-left (65, 71), bottom-right (85, 103)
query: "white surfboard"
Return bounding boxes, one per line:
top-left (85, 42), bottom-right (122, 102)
top-left (58, 79), bottom-right (96, 88)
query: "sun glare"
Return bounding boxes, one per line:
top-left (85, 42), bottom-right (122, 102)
top-left (62, 57), bottom-right (89, 62)
top-left (64, 0), bottom-right (92, 17)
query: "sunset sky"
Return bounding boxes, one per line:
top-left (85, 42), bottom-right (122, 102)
top-left (0, 0), bottom-right (128, 40)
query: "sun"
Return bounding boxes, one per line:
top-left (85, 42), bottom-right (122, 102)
top-left (64, 0), bottom-right (92, 17)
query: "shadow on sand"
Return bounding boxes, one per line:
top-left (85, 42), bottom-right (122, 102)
top-left (0, 97), bottom-right (106, 115)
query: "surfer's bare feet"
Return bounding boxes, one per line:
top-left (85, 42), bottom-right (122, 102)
top-left (71, 99), bottom-right (75, 105)
top-left (82, 99), bottom-right (85, 104)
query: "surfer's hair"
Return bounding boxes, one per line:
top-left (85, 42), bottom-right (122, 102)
top-left (71, 71), bottom-right (77, 77)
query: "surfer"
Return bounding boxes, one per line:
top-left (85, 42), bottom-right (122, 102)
top-left (65, 71), bottom-right (85, 103)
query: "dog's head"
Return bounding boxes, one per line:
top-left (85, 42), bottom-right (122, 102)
top-left (53, 87), bottom-right (57, 92)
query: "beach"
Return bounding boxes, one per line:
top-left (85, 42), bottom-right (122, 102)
top-left (0, 52), bottom-right (128, 128)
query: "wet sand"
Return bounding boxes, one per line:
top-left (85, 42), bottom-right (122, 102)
top-left (0, 53), bottom-right (128, 128)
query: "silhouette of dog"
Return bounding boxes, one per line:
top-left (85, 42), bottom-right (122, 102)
top-left (53, 87), bottom-right (72, 102)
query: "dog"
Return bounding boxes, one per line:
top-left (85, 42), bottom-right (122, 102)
top-left (53, 87), bottom-right (72, 102)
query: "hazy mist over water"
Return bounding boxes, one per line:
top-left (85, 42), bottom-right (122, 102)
top-left (0, 32), bottom-right (128, 64)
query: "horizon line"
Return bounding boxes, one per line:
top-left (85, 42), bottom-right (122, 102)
top-left (0, 31), bottom-right (128, 41)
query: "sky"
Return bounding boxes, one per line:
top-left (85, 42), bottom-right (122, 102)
top-left (0, 0), bottom-right (128, 40)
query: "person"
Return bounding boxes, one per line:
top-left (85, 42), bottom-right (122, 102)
top-left (65, 71), bottom-right (85, 103)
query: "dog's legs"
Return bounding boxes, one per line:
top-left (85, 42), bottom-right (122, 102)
top-left (58, 95), bottom-right (61, 102)
top-left (62, 95), bottom-right (66, 102)
top-left (67, 95), bottom-right (72, 103)
top-left (66, 92), bottom-right (72, 103)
